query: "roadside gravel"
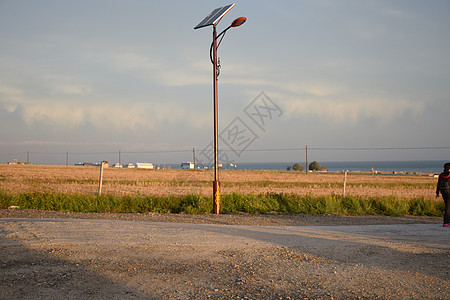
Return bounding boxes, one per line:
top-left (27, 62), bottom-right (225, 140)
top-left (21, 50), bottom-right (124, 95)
top-left (0, 208), bottom-right (443, 226)
top-left (1, 209), bottom-right (449, 299)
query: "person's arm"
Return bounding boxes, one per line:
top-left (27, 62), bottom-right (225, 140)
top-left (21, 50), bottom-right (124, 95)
top-left (436, 175), bottom-right (442, 197)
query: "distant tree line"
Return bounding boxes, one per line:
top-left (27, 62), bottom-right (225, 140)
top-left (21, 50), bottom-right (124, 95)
top-left (287, 161), bottom-right (327, 172)
top-left (287, 163), bottom-right (304, 171)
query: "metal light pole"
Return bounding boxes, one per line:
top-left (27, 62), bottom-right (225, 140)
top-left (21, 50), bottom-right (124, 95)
top-left (212, 24), bottom-right (221, 214)
top-left (195, 4), bottom-right (246, 214)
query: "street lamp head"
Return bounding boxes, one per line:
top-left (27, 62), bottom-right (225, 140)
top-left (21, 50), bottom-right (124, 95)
top-left (209, 15), bottom-right (246, 64)
top-left (231, 17), bottom-right (246, 27)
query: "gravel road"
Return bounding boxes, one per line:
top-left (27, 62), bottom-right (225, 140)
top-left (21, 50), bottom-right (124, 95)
top-left (1, 210), bottom-right (449, 299)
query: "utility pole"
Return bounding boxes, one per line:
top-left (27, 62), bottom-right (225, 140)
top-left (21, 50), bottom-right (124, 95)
top-left (66, 152), bottom-right (69, 167)
top-left (119, 150), bottom-right (121, 166)
top-left (193, 148), bottom-right (196, 169)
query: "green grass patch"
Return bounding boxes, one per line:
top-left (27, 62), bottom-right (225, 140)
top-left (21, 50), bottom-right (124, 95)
top-left (0, 190), bottom-right (444, 217)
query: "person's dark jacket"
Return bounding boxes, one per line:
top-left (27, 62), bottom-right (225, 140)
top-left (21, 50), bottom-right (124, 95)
top-left (436, 172), bottom-right (450, 196)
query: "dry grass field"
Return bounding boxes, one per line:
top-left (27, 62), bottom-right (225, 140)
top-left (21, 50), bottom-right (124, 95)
top-left (0, 164), bottom-right (438, 200)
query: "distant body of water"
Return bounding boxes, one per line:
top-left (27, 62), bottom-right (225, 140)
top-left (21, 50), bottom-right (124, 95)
top-left (167, 160), bottom-right (447, 173)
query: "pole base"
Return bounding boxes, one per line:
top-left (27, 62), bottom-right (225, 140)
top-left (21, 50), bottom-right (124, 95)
top-left (213, 180), bottom-right (221, 214)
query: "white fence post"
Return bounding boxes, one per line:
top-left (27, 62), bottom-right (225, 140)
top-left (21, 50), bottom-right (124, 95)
top-left (343, 170), bottom-right (348, 197)
top-left (98, 161), bottom-right (104, 196)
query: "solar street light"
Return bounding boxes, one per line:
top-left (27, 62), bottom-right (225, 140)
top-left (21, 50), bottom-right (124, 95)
top-left (194, 4), bottom-right (246, 214)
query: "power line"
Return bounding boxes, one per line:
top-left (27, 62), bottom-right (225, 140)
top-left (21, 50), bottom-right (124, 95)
top-left (1, 146), bottom-right (449, 157)
top-left (120, 150), bottom-right (191, 154)
top-left (309, 146), bottom-right (450, 151)
top-left (222, 146), bottom-right (450, 152)
top-left (0, 152), bottom-right (27, 157)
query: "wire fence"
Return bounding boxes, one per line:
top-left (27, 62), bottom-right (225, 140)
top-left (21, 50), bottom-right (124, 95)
top-left (1, 146), bottom-right (449, 168)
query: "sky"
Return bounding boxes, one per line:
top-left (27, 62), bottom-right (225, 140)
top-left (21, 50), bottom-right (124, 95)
top-left (1, 0), bottom-right (449, 166)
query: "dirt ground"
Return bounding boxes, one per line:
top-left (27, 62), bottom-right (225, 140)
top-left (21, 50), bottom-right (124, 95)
top-left (1, 209), bottom-right (449, 299)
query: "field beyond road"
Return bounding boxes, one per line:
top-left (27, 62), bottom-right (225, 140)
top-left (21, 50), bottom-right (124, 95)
top-left (0, 164), bottom-right (439, 199)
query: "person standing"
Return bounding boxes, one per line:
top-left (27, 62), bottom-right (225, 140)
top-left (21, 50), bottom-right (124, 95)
top-left (436, 163), bottom-right (450, 227)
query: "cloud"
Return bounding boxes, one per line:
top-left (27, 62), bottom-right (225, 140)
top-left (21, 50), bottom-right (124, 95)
top-left (103, 50), bottom-right (210, 87)
top-left (106, 51), bottom-right (160, 71)
top-left (382, 9), bottom-right (406, 17)
top-left (221, 72), bottom-right (427, 125)
top-left (0, 83), bottom-right (24, 112)
top-left (0, 57), bottom-right (211, 131)
top-left (282, 96), bottom-right (425, 124)
top-left (85, 102), bottom-right (210, 131)
top-left (0, 139), bottom-right (98, 147)
top-left (0, 91), bottom-right (210, 131)
top-left (51, 84), bottom-right (92, 96)
top-left (21, 102), bottom-right (86, 128)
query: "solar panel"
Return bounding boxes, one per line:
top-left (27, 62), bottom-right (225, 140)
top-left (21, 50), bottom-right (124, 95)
top-left (194, 4), bottom-right (235, 29)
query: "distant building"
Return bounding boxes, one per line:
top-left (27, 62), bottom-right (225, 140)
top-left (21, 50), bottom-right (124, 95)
top-left (112, 163), bottom-right (123, 168)
top-left (135, 163), bottom-right (154, 169)
top-left (181, 162), bottom-right (195, 169)
top-left (125, 163), bottom-right (135, 168)
top-left (75, 162), bottom-right (94, 166)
